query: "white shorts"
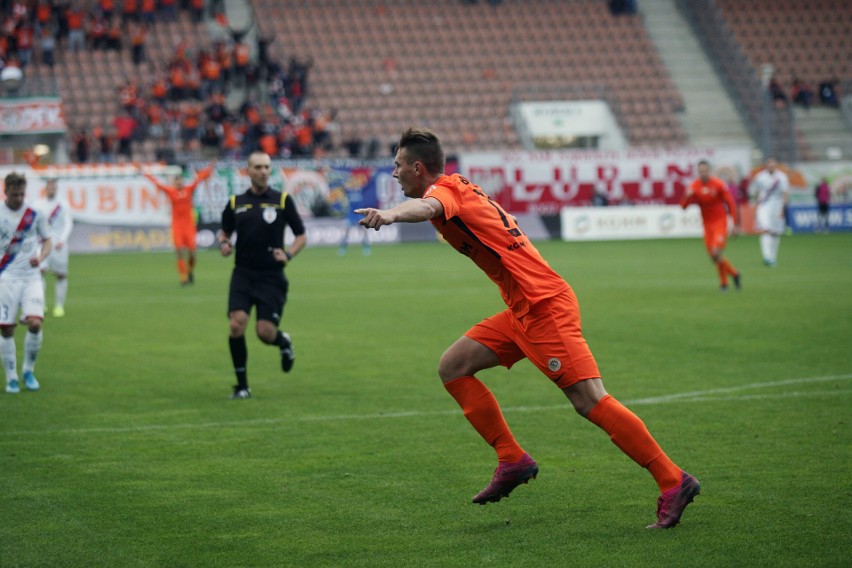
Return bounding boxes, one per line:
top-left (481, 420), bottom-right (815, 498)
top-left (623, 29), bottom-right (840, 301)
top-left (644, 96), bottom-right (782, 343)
top-left (40, 245), bottom-right (70, 275)
top-left (756, 202), bottom-right (785, 234)
top-left (0, 277), bottom-right (45, 325)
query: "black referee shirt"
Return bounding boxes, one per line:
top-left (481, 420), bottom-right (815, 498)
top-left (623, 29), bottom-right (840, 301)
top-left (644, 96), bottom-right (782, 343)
top-left (221, 188), bottom-right (306, 271)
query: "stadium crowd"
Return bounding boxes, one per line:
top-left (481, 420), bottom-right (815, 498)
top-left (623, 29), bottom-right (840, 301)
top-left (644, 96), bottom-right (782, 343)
top-left (1, 0), bottom-right (350, 163)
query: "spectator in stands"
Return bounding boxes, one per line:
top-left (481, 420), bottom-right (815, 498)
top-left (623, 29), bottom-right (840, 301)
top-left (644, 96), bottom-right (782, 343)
top-left (190, 0), bottom-right (204, 23)
top-left (199, 121), bottom-right (222, 158)
top-left (791, 78), bottom-right (814, 110)
top-left (122, 0), bottom-right (139, 25)
top-left (14, 20), bottom-right (33, 68)
top-left (106, 17), bottom-right (122, 51)
top-left (34, 1), bottom-right (53, 34)
top-left (114, 109), bottom-right (137, 159)
top-left (159, 0), bottom-right (177, 22)
top-left (769, 76), bottom-right (787, 108)
top-left (819, 77), bottom-right (839, 108)
top-left (141, 0), bottom-right (156, 26)
top-left (37, 27), bottom-right (55, 68)
top-left (88, 15), bottom-right (107, 50)
top-left (345, 132), bottom-right (364, 158)
top-left (130, 23), bottom-right (147, 66)
top-left (66, 3), bottom-right (86, 53)
top-left (97, 126), bottom-right (116, 162)
top-left (73, 128), bottom-right (90, 162)
top-left (98, 0), bottom-right (115, 21)
top-left (233, 39), bottom-right (250, 87)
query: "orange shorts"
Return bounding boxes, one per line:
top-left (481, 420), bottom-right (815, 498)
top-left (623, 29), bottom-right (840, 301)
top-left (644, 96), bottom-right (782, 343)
top-left (172, 222), bottom-right (197, 251)
top-left (465, 288), bottom-right (600, 389)
top-left (703, 222), bottom-right (727, 253)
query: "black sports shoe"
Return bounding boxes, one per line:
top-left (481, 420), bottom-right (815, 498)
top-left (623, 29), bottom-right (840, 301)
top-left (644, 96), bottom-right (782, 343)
top-left (280, 332), bottom-right (294, 373)
top-left (733, 272), bottom-right (742, 290)
top-left (230, 386), bottom-right (251, 399)
top-left (188, 271), bottom-right (195, 284)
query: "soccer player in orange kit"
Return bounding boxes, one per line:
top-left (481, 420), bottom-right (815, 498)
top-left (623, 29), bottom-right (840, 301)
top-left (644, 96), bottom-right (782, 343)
top-left (682, 160), bottom-right (741, 291)
top-left (138, 163), bottom-right (215, 285)
top-left (356, 128), bottom-right (700, 529)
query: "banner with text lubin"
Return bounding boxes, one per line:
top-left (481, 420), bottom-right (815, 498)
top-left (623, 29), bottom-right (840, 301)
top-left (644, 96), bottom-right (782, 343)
top-left (560, 205), bottom-right (704, 241)
top-left (0, 161), bottom-right (403, 253)
top-left (460, 147), bottom-right (752, 214)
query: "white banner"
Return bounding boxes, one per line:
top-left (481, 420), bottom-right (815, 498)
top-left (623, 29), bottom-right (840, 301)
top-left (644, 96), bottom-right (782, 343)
top-left (560, 205), bottom-right (704, 241)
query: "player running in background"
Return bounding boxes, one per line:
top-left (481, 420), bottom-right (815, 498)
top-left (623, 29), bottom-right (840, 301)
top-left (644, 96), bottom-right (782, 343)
top-left (218, 152), bottom-right (307, 400)
top-left (749, 157), bottom-right (789, 267)
top-left (34, 178), bottom-right (74, 316)
top-left (0, 173), bottom-right (53, 393)
top-left (681, 160), bottom-right (741, 291)
top-left (137, 162), bottom-right (215, 285)
top-left (356, 128), bottom-right (700, 529)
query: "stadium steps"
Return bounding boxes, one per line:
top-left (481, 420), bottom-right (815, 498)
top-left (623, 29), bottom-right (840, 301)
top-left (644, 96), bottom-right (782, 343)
top-left (792, 106), bottom-right (852, 161)
top-left (639, 0), bottom-right (753, 149)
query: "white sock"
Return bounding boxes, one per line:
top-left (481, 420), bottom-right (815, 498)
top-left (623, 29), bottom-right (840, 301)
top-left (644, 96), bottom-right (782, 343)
top-left (0, 336), bottom-right (17, 381)
top-left (55, 278), bottom-right (68, 308)
top-left (22, 330), bottom-right (42, 374)
top-left (760, 234), bottom-right (773, 262)
top-left (770, 235), bottom-right (781, 263)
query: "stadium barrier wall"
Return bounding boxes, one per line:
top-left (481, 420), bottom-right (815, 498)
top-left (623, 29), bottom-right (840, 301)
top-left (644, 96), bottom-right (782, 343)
top-left (3, 154), bottom-right (850, 253)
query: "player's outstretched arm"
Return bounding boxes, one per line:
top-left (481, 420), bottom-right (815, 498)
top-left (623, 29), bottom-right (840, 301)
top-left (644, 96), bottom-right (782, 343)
top-left (356, 198), bottom-right (443, 230)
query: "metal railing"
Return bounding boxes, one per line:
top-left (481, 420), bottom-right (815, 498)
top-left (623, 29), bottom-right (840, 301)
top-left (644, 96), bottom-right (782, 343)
top-left (676, 0), bottom-right (797, 163)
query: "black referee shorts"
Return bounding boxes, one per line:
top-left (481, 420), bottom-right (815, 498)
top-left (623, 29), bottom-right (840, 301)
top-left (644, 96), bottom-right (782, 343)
top-left (228, 266), bottom-right (289, 325)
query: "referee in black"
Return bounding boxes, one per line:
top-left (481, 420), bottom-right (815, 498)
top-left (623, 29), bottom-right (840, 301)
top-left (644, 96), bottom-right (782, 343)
top-left (218, 151), bottom-right (307, 399)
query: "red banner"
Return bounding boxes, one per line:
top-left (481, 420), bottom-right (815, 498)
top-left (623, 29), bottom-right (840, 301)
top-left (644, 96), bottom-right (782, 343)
top-left (460, 148), bottom-right (752, 214)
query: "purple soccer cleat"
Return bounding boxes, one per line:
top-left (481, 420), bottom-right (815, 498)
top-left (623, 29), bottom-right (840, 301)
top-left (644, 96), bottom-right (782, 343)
top-left (472, 453), bottom-right (539, 505)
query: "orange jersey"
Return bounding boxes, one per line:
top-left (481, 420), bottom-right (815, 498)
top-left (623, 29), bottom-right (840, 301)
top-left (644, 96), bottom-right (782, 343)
top-left (425, 174), bottom-right (568, 317)
top-left (682, 176), bottom-right (737, 227)
top-left (143, 165), bottom-right (213, 227)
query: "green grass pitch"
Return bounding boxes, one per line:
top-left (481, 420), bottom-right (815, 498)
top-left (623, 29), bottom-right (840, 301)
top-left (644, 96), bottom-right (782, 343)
top-left (1, 233), bottom-right (850, 567)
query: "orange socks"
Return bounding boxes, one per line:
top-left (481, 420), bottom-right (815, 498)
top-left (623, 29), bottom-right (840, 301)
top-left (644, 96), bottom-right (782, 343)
top-left (587, 394), bottom-right (682, 492)
top-left (716, 258), bottom-right (739, 287)
top-left (444, 376), bottom-right (526, 463)
top-left (177, 259), bottom-right (188, 282)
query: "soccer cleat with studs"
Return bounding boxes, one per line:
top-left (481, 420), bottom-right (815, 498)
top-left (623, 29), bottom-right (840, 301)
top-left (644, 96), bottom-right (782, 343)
top-left (6, 378), bottom-right (20, 394)
top-left (22, 371), bottom-right (39, 391)
top-left (230, 386), bottom-right (251, 400)
top-left (646, 471), bottom-right (701, 529)
top-left (280, 332), bottom-right (295, 373)
top-left (472, 453), bottom-right (539, 505)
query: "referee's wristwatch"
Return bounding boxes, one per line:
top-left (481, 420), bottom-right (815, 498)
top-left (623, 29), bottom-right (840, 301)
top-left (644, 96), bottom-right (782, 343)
top-left (284, 251), bottom-right (294, 261)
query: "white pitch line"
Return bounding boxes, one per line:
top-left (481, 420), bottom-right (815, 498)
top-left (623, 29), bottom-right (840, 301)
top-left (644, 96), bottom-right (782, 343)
top-left (1, 374), bottom-right (850, 437)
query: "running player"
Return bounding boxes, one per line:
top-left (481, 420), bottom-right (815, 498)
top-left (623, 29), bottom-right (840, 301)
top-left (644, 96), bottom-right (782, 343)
top-left (356, 128), bottom-right (700, 529)
top-left (681, 160), bottom-right (741, 291)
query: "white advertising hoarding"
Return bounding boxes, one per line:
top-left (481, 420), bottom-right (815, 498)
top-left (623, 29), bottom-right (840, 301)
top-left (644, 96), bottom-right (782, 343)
top-left (560, 205), bottom-right (704, 241)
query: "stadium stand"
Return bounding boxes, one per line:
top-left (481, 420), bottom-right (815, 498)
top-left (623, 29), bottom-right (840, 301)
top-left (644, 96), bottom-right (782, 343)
top-left (251, 0), bottom-right (687, 156)
top-left (6, 0), bottom-right (848, 163)
top-left (679, 0), bottom-right (852, 162)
